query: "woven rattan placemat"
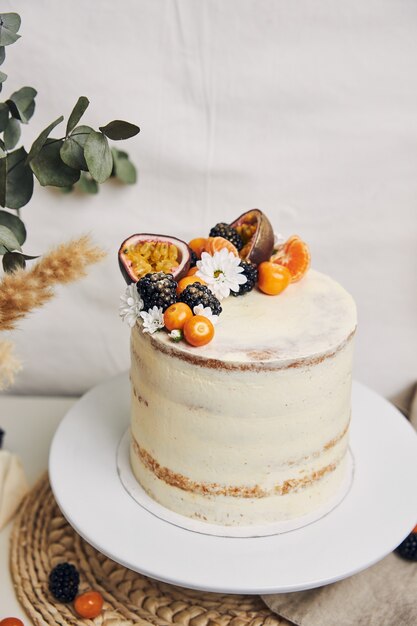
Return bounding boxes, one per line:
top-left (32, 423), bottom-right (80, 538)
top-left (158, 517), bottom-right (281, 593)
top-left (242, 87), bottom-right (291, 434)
top-left (10, 474), bottom-right (288, 626)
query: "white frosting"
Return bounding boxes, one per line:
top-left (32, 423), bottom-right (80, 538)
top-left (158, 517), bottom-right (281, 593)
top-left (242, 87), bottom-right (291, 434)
top-left (129, 269), bottom-right (357, 526)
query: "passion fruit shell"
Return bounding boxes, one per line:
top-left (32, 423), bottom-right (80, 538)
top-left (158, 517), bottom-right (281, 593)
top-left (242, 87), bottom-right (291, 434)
top-left (230, 209), bottom-right (274, 266)
top-left (118, 233), bottom-right (191, 284)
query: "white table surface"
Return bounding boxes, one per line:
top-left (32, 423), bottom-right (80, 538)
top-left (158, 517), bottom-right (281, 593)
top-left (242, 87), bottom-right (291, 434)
top-left (0, 395), bottom-right (76, 621)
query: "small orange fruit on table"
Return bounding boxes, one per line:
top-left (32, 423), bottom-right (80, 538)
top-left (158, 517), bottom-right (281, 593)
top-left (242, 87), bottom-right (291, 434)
top-left (258, 262), bottom-right (291, 295)
top-left (270, 235), bottom-right (310, 282)
top-left (183, 315), bottom-right (215, 347)
top-left (74, 591), bottom-right (104, 619)
top-left (164, 303), bottom-right (193, 331)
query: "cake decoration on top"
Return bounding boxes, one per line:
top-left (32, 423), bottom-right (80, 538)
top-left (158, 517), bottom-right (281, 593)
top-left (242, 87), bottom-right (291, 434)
top-left (118, 209), bottom-right (311, 346)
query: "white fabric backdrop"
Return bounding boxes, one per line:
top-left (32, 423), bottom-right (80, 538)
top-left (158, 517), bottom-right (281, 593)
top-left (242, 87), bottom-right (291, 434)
top-left (2, 0), bottom-right (416, 398)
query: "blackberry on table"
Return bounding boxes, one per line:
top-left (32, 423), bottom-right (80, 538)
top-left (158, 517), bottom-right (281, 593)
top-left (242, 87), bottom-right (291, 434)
top-left (395, 532), bottom-right (417, 561)
top-left (137, 272), bottom-right (177, 312)
top-left (209, 223), bottom-right (243, 251)
top-left (48, 562), bottom-right (80, 602)
top-left (231, 261), bottom-right (258, 296)
top-left (179, 283), bottom-right (222, 316)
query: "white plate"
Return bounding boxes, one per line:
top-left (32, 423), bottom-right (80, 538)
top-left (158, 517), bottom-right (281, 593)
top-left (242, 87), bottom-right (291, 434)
top-left (49, 373), bottom-right (417, 594)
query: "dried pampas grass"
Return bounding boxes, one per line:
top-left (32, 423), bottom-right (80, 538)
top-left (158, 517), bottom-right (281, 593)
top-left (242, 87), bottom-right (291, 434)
top-left (0, 235), bottom-right (106, 332)
top-left (0, 235), bottom-right (106, 389)
top-left (0, 340), bottom-right (22, 390)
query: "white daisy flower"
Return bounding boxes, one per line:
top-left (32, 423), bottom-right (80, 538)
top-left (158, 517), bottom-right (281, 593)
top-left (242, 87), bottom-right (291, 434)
top-left (193, 304), bottom-right (220, 326)
top-left (119, 283), bottom-right (144, 327)
top-left (140, 306), bottom-right (164, 334)
top-left (168, 329), bottom-right (183, 342)
top-left (196, 249), bottom-right (247, 300)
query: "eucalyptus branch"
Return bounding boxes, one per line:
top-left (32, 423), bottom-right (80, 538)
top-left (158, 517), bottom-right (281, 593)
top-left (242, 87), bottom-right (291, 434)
top-left (0, 12), bottom-right (139, 273)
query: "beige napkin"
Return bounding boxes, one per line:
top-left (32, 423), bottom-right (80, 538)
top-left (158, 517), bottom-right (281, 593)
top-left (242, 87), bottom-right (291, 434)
top-left (262, 384), bottom-right (417, 626)
top-left (0, 449), bottom-right (29, 530)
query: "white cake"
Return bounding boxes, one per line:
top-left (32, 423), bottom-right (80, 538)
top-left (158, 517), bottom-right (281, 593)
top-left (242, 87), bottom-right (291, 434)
top-left (129, 269), bottom-right (356, 526)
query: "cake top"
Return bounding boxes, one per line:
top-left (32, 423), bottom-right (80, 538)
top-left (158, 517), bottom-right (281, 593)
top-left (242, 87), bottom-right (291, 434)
top-left (141, 269), bottom-right (356, 366)
top-left (118, 209), bottom-right (356, 366)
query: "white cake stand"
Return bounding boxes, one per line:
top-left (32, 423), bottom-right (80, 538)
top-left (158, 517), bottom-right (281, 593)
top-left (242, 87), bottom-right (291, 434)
top-left (49, 372), bottom-right (417, 594)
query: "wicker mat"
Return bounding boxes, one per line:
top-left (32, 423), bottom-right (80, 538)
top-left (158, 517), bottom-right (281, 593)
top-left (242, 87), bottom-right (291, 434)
top-left (10, 474), bottom-right (289, 626)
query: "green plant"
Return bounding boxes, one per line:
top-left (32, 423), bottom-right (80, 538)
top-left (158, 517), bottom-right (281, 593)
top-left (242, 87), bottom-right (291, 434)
top-left (0, 13), bottom-right (139, 272)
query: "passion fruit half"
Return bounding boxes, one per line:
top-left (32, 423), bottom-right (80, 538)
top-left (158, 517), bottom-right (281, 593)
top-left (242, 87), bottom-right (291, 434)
top-left (118, 234), bottom-right (191, 284)
top-left (230, 209), bottom-right (274, 266)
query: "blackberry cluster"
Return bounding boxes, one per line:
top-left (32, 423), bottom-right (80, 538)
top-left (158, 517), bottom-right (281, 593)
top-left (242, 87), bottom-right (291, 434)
top-left (209, 223), bottom-right (243, 251)
top-left (231, 261), bottom-right (258, 296)
top-left (179, 283), bottom-right (222, 316)
top-left (395, 532), bottom-right (417, 561)
top-left (48, 563), bottom-right (80, 602)
top-left (189, 249), bottom-right (198, 268)
top-left (137, 272), bottom-right (177, 312)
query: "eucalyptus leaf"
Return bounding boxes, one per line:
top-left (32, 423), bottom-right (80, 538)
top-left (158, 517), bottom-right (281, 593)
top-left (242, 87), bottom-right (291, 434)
top-left (0, 13), bottom-right (21, 46)
top-left (113, 153), bottom-right (136, 184)
top-left (0, 223), bottom-right (21, 254)
top-left (7, 86), bottom-right (37, 123)
top-left (84, 131), bottom-right (112, 183)
top-left (30, 138), bottom-right (80, 187)
top-left (0, 47), bottom-right (5, 65)
top-left (3, 251), bottom-right (25, 272)
top-left (60, 138), bottom-right (86, 170)
top-left (0, 70), bottom-right (6, 83)
top-left (77, 172), bottom-right (98, 194)
top-left (66, 96), bottom-right (89, 136)
top-left (0, 209), bottom-right (26, 245)
top-left (0, 102), bottom-right (8, 131)
top-left (26, 115), bottom-right (64, 163)
top-left (99, 120), bottom-right (140, 141)
top-left (0, 155), bottom-right (6, 206)
top-left (3, 117), bottom-right (20, 150)
top-left (5, 147), bottom-right (33, 209)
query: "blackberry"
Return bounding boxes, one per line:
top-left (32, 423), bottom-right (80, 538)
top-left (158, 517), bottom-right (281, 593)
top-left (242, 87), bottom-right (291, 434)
top-left (137, 272), bottom-right (177, 312)
top-left (48, 562), bottom-right (80, 602)
top-left (189, 249), bottom-right (198, 268)
top-left (395, 532), bottom-right (417, 561)
top-left (179, 283), bottom-right (222, 316)
top-left (209, 223), bottom-right (243, 251)
top-left (231, 261), bottom-right (258, 296)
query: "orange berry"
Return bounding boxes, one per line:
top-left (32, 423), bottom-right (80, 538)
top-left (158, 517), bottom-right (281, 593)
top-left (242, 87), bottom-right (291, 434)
top-left (164, 303), bottom-right (193, 331)
top-left (183, 315), bottom-right (214, 347)
top-left (204, 236), bottom-right (238, 256)
top-left (270, 235), bottom-right (310, 283)
top-left (176, 275), bottom-right (206, 295)
top-left (0, 619), bottom-right (25, 626)
top-left (258, 262), bottom-right (291, 295)
top-left (74, 591), bottom-right (103, 619)
top-left (186, 266), bottom-right (199, 277)
top-left (188, 238), bottom-right (207, 259)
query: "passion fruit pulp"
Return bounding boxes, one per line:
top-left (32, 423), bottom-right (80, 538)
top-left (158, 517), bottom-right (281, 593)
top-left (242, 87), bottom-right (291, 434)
top-left (118, 234), bottom-right (191, 284)
top-left (231, 209), bottom-right (274, 266)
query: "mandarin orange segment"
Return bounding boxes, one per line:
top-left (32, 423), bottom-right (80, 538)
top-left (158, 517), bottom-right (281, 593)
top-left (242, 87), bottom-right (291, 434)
top-left (270, 235), bottom-right (310, 283)
top-left (204, 236), bottom-right (239, 256)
